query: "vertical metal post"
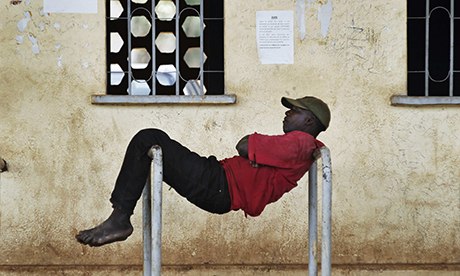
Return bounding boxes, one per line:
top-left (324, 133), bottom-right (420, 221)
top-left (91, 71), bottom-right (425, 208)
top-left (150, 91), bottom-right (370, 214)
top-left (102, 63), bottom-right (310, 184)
top-left (309, 147), bottom-right (332, 276)
top-left (308, 161), bottom-right (318, 276)
top-left (142, 176), bottom-right (152, 276)
top-left (127, 0), bottom-right (132, 94)
top-left (449, 0), bottom-right (454, 96)
top-left (143, 146), bottom-right (163, 276)
top-left (320, 147), bottom-right (332, 276)
top-left (425, 0), bottom-right (430, 96)
top-left (175, 0), bottom-right (180, 95)
top-left (199, 0), bottom-right (205, 93)
top-left (151, 0), bottom-right (157, 95)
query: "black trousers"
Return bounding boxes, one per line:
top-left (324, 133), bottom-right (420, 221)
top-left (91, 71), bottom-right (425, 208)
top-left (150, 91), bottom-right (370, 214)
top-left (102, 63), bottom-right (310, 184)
top-left (110, 129), bottom-right (231, 215)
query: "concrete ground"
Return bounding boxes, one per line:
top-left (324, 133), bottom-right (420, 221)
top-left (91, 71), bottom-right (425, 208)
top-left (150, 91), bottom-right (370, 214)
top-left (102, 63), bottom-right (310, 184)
top-left (0, 265), bottom-right (459, 275)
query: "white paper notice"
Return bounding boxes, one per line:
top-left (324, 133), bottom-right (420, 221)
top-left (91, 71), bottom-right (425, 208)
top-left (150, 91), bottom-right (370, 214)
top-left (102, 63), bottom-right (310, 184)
top-left (44, 0), bottom-right (97, 14)
top-left (256, 11), bottom-right (294, 64)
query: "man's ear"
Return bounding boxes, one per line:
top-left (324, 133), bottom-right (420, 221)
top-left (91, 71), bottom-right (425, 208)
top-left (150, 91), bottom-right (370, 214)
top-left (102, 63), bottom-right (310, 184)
top-left (303, 116), bottom-right (314, 126)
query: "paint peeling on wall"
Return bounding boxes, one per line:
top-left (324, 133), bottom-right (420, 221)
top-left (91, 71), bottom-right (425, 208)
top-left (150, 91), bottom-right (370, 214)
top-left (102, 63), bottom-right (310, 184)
top-left (296, 0), bottom-right (333, 40)
top-left (296, 0), bottom-right (306, 40)
top-left (28, 34), bottom-right (40, 54)
top-left (318, 0), bottom-right (332, 38)
top-left (38, 22), bottom-right (46, 31)
top-left (16, 35), bottom-right (24, 44)
top-left (57, 55), bottom-right (63, 67)
top-left (17, 11), bottom-right (31, 32)
top-left (53, 22), bottom-right (61, 31)
top-left (39, 8), bottom-right (50, 17)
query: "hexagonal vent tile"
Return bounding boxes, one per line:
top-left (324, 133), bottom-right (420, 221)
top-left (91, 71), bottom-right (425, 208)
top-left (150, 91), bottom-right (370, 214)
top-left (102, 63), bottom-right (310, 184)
top-left (110, 32), bottom-right (124, 53)
top-left (110, 0), bottom-right (123, 19)
top-left (183, 80), bottom-right (206, 95)
top-left (155, 0), bottom-right (176, 21)
top-left (131, 16), bottom-right (151, 37)
top-left (185, 0), bottom-right (200, 6)
top-left (110, 64), bottom-right (124, 85)
top-left (156, 64), bottom-right (176, 86)
top-left (130, 80), bottom-right (151, 95)
top-left (184, 47), bottom-right (206, 68)
top-left (155, 32), bottom-right (176, 53)
top-left (131, 48), bottom-right (151, 69)
top-left (182, 16), bottom-right (205, 38)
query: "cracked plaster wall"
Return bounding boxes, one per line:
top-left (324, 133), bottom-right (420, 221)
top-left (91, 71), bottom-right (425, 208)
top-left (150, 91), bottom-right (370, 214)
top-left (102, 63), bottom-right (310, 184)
top-left (0, 0), bottom-right (458, 271)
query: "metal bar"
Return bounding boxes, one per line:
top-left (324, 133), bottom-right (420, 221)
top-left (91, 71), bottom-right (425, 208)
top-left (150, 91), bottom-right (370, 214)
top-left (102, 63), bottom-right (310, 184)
top-left (175, 0), bottom-right (180, 95)
top-left (143, 145), bottom-right (163, 276)
top-left (199, 0), bottom-right (204, 93)
top-left (142, 176), bottom-right (152, 276)
top-left (449, 0), bottom-right (454, 96)
top-left (151, 0), bottom-right (157, 95)
top-left (308, 161), bottom-right (318, 276)
top-left (320, 147), bottom-right (332, 276)
top-left (310, 147), bottom-right (332, 276)
top-left (425, 0), bottom-right (430, 96)
top-left (127, 0), bottom-right (132, 94)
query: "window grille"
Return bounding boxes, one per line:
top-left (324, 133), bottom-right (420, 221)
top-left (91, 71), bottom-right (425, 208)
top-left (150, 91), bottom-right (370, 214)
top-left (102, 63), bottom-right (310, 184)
top-left (106, 0), bottom-right (224, 97)
top-left (407, 0), bottom-right (459, 97)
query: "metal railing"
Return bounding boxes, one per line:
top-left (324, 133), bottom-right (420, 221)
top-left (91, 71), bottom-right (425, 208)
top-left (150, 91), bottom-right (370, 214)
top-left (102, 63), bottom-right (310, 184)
top-left (308, 147), bottom-right (332, 276)
top-left (142, 146), bottom-right (163, 276)
top-left (142, 146), bottom-right (332, 276)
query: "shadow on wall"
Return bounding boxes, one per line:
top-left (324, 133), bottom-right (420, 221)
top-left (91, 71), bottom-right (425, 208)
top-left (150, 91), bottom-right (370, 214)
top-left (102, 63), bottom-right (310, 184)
top-left (0, 158), bottom-right (7, 172)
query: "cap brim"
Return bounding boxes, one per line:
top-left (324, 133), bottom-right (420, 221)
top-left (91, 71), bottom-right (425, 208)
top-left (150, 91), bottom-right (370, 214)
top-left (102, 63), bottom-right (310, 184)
top-left (281, 97), bottom-right (293, 108)
top-left (281, 97), bottom-right (309, 110)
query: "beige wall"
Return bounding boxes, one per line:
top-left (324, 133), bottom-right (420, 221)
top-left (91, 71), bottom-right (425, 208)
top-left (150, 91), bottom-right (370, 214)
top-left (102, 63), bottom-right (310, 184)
top-left (0, 0), bottom-right (458, 273)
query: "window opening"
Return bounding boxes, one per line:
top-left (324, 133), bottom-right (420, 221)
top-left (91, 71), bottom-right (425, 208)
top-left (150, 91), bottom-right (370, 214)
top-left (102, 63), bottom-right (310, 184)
top-left (407, 0), bottom-right (459, 97)
top-left (106, 0), bottom-right (224, 96)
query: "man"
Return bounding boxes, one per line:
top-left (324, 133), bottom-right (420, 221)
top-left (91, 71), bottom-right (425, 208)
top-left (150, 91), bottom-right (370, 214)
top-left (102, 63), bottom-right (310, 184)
top-left (76, 96), bottom-right (330, 247)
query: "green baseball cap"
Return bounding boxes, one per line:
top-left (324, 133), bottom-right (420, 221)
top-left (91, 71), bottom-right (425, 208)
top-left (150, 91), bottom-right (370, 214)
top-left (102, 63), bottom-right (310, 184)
top-left (281, 96), bottom-right (331, 129)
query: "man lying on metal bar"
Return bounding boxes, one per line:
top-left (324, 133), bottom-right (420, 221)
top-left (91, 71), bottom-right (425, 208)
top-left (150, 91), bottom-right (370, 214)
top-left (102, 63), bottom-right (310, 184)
top-left (76, 96), bottom-right (330, 247)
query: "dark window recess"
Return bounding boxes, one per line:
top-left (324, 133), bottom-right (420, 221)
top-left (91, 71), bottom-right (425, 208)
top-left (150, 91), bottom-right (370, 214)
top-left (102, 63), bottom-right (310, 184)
top-left (407, 0), bottom-right (458, 96)
top-left (106, 0), bottom-right (224, 96)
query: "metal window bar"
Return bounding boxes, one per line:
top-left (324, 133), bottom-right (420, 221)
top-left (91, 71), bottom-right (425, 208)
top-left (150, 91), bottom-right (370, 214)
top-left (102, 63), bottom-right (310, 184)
top-left (151, 1), bottom-right (157, 96)
top-left (175, 0), bottom-right (180, 95)
top-left (449, 0), bottom-right (454, 97)
top-left (308, 147), bottom-right (332, 276)
top-left (423, 0), bottom-right (455, 96)
top-left (200, 0), bottom-right (205, 93)
top-left (425, 0), bottom-right (430, 96)
top-left (142, 145), bottom-right (332, 276)
top-left (127, 0), bottom-right (132, 94)
top-left (109, 1), bottom-right (219, 96)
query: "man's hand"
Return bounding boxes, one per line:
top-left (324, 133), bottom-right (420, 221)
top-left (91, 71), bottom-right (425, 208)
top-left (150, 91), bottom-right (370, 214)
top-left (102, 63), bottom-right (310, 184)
top-left (236, 135), bottom-right (249, 158)
top-left (236, 135), bottom-right (260, 167)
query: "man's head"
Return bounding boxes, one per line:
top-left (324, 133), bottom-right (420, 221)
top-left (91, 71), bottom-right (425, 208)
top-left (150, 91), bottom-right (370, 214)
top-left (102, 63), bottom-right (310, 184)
top-left (281, 96), bottom-right (330, 136)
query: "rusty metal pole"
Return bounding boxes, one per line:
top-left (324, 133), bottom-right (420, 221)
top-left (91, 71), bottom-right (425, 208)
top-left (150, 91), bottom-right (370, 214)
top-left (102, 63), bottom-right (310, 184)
top-left (308, 161), bottom-right (318, 276)
top-left (320, 147), bottom-right (332, 276)
top-left (309, 147), bottom-right (332, 276)
top-left (143, 146), bottom-right (163, 276)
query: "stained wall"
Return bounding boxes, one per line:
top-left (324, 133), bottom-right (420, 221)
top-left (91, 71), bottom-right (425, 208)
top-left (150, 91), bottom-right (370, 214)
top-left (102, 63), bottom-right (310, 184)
top-left (0, 0), bottom-right (458, 273)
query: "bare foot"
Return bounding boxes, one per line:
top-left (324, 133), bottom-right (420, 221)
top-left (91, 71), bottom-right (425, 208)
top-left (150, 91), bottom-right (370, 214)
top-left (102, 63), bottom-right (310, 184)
top-left (76, 209), bottom-right (133, 247)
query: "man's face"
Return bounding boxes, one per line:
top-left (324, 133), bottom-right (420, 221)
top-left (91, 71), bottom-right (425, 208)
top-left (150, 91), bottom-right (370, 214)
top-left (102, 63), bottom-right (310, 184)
top-left (283, 106), bottom-right (311, 133)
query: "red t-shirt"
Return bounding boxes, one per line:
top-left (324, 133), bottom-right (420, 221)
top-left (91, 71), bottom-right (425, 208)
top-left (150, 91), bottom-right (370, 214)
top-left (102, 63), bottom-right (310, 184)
top-left (220, 131), bottom-right (324, 217)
